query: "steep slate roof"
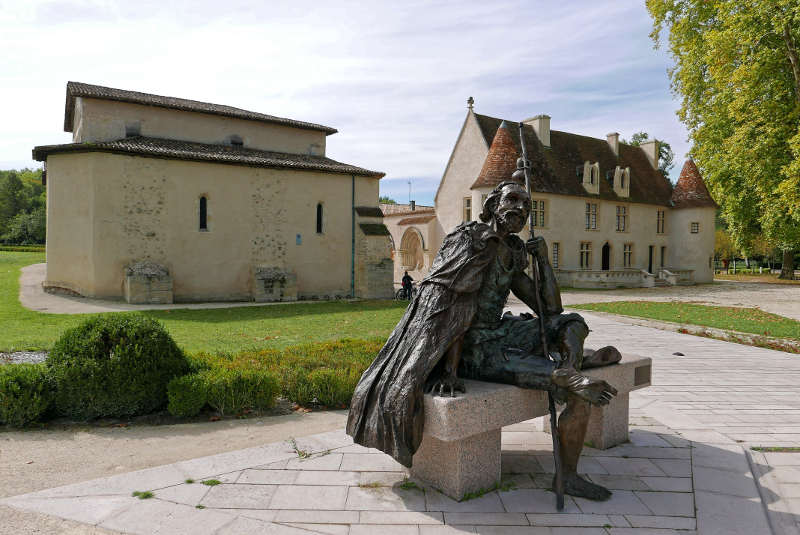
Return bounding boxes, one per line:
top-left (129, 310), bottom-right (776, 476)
top-left (472, 113), bottom-right (674, 206)
top-left (471, 121), bottom-right (520, 189)
top-left (379, 203), bottom-right (435, 216)
top-left (32, 136), bottom-right (384, 178)
top-left (64, 81), bottom-right (338, 135)
top-left (671, 159), bottom-right (718, 209)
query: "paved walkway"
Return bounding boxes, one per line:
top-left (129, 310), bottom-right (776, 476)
top-left (3, 312), bottom-right (800, 534)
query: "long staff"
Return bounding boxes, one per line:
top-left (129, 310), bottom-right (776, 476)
top-left (517, 122), bottom-right (565, 511)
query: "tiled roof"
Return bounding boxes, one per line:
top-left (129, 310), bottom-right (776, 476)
top-left (379, 203), bottom-right (435, 216)
top-left (671, 159), bottom-right (718, 209)
top-left (32, 136), bottom-right (384, 178)
top-left (471, 121), bottom-right (520, 189)
top-left (472, 113), bottom-right (674, 206)
top-left (64, 81), bottom-right (338, 135)
top-left (397, 215), bottom-right (436, 226)
top-left (359, 223), bottom-right (391, 236)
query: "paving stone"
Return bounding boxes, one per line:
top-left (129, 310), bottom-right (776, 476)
top-left (238, 469), bottom-right (298, 485)
top-left (473, 528), bottom-right (552, 534)
top-left (425, 489), bottom-right (505, 513)
top-left (765, 452), bottom-right (800, 466)
top-left (359, 511), bottom-right (443, 524)
top-left (601, 529), bottom-right (682, 534)
top-left (692, 466), bottom-right (759, 498)
top-left (534, 455), bottom-right (608, 475)
top-left (285, 523), bottom-right (350, 535)
top-left (503, 454), bottom-right (544, 474)
top-left (345, 486), bottom-right (426, 511)
top-left (691, 444), bottom-right (750, 473)
top-left (233, 508), bottom-right (278, 522)
top-left (100, 499), bottom-right (235, 535)
top-left (628, 430), bottom-right (674, 447)
top-left (152, 483), bottom-right (210, 505)
top-left (639, 477), bottom-right (692, 492)
top-left (273, 510), bottom-right (358, 523)
top-left (268, 484), bottom-right (348, 510)
top-left (1, 495), bottom-right (134, 526)
top-left (340, 453), bottom-right (406, 472)
top-left (694, 490), bottom-right (771, 535)
top-left (586, 475), bottom-right (649, 491)
top-left (594, 458), bottom-right (665, 477)
top-left (606, 514), bottom-right (631, 527)
top-left (589, 446), bottom-right (689, 460)
top-left (444, 512), bottom-right (529, 525)
top-left (350, 524), bottom-right (418, 534)
top-left (573, 490), bottom-right (650, 515)
top-left (420, 526), bottom-right (478, 534)
top-left (499, 489), bottom-right (580, 513)
top-left (503, 473), bottom-right (537, 488)
top-left (524, 513), bottom-right (611, 526)
top-left (292, 470), bottom-right (360, 486)
top-left (650, 459), bottom-right (691, 478)
top-left (624, 515), bottom-right (697, 529)
top-left (633, 491), bottom-right (694, 516)
top-left (549, 529), bottom-right (607, 535)
top-left (285, 453), bottom-right (343, 471)
top-left (200, 483), bottom-right (277, 509)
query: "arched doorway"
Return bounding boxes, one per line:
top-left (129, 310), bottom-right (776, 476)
top-left (399, 227), bottom-right (425, 271)
top-left (602, 242), bottom-right (610, 271)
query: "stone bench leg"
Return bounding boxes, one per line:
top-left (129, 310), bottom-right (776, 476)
top-left (410, 428), bottom-right (501, 500)
top-left (541, 392), bottom-right (630, 450)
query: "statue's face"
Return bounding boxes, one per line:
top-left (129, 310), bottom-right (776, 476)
top-left (494, 184), bottom-right (530, 234)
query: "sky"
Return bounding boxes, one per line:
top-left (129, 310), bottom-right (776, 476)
top-left (0, 0), bottom-right (686, 206)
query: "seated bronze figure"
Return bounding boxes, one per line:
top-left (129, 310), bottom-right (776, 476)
top-left (347, 180), bottom-right (621, 502)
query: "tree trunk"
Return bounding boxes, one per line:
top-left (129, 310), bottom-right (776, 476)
top-left (779, 249), bottom-right (796, 280)
top-left (785, 25), bottom-right (800, 106)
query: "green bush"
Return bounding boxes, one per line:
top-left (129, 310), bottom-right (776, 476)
top-left (167, 374), bottom-right (208, 418)
top-left (47, 315), bottom-right (189, 420)
top-left (203, 368), bottom-right (279, 416)
top-left (0, 363), bottom-right (52, 427)
top-left (308, 368), bottom-right (361, 407)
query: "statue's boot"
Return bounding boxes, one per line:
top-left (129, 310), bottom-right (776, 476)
top-left (581, 346), bottom-right (622, 369)
top-left (556, 473), bottom-right (612, 501)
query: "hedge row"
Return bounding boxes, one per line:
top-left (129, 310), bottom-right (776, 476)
top-left (0, 314), bottom-right (380, 427)
top-left (0, 245), bottom-right (45, 252)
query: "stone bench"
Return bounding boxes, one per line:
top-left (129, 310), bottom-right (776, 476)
top-left (409, 353), bottom-right (652, 500)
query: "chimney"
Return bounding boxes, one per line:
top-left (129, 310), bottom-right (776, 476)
top-left (523, 114), bottom-right (551, 148)
top-left (640, 140), bottom-right (659, 170)
top-left (410, 200), bottom-right (416, 211)
top-left (606, 132), bottom-right (619, 156)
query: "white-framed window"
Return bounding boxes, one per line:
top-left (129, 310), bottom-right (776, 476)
top-left (532, 199), bottom-right (546, 227)
top-left (463, 197), bottom-right (472, 223)
top-left (690, 221), bottom-right (699, 233)
top-left (585, 203), bottom-right (598, 230)
top-left (623, 243), bottom-right (633, 268)
top-left (616, 205), bottom-right (628, 232)
top-left (657, 210), bottom-right (665, 234)
top-left (580, 242), bottom-right (592, 269)
top-left (552, 242), bottom-right (560, 269)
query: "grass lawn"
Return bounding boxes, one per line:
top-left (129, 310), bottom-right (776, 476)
top-left (715, 273), bottom-right (800, 285)
top-left (0, 251), bottom-right (408, 353)
top-left (572, 301), bottom-right (800, 341)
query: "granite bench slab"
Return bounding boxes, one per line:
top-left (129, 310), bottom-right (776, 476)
top-left (410, 352), bottom-right (652, 500)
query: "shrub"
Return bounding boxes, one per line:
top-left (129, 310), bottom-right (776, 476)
top-left (0, 363), bottom-right (52, 427)
top-left (308, 368), bottom-right (361, 407)
top-left (203, 368), bottom-right (279, 416)
top-left (47, 314), bottom-right (189, 420)
top-left (167, 373), bottom-right (207, 418)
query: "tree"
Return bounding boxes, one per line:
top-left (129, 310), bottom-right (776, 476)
top-left (648, 0), bottom-right (800, 279)
top-left (1, 207), bottom-right (46, 245)
top-left (623, 131), bottom-right (675, 180)
top-left (715, 228), bottom-right (737, 270)
top-left (0, 172), bottom-right (28, 232)
top-left (378, 196), bottom-right (397, 204)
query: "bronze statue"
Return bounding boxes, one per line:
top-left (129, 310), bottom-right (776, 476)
top-left (347, 181), bottom-right (621, 503)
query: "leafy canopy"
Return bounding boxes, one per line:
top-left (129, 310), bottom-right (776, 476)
top-left (647, 0), bottom-right (800, 259)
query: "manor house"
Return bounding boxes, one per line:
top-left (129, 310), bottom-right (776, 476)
top-left (34, 82), bottom-right (393, 303)
top-left (383, 101), bottom-right (717, 288)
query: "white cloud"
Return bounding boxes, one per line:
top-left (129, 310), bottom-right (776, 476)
top-left (0, 0), bottom-right (688, 201)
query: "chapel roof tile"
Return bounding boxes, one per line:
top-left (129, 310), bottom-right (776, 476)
top-left (671, 158), bottom-right (718, 209)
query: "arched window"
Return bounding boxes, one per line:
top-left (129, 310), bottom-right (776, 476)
top-left (199, 196), bottom-right (208, 231)
top-left (316, 203), bottom-right (323, 234)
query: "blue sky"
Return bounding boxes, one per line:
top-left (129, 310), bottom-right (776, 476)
top-left (0, 0), bottom-right (686, 206)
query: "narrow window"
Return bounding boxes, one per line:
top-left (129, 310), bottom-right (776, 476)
top-left (616, 205), bottom-right (627, 232)
top-left (661, 246), bottom-right (666, 267)
top-left (199, 196), bottom-right (208, 231)
top-left (657, 210), bottom-right (665, 234)
top-left (580, 242), bottom-right (592, 269)
top-left (623, 243), bottom-right (633, 268)
top-left (532, 199), bottom-right (545, 227)
top-left (316, 203), bottom-right (323, 234)
top-left (690, 222), bottom-right (699, 233)
top-left (585, 203), bottom-right (598, 229)
top-left (552, 242), bottom-right (560, 269)
top-left (463, 197), bottom-right (472, 223)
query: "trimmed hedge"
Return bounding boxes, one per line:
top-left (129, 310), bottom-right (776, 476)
top-left (0, 363), bottom-right (52, 427)
top-left (47, 315), bottom-right (189, 420)
top-left (167, 373), bottom-right (207, 418)
top-left (166, 368), bottom-right (279, 417)
top-left (0, 245), bottom-right (45, 252)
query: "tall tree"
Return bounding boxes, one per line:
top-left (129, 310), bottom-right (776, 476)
top-left (0, 172), bottom-right (28, 232)
top-left (648, 0), bottom-right (800, 279)
top-left (623, 131), bottom-right (675, 180)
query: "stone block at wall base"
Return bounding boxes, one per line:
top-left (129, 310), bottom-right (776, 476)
top-left (253, 266), bottom-right (297, 302)
top-left (124, 274), bottom-right (173, 304)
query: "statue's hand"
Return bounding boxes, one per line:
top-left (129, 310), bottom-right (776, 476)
top-left (525, 236), bottom-right (547, 260)
top-left (551, 368), bottom-right (617, 406)
top-left (427, 373), bottom-right (466, 398)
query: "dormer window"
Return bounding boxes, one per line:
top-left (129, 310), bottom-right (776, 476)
top-left (613, 166), bottom-right (630, 198)
top-left (581, 162), bottom-right (600, 194)
top-left (228, 135), bottom-right (244, 147)
top-left (125, 122), bottom-right (141, 137)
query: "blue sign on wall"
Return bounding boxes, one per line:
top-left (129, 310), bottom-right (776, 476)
top-left (296, 234), bottom-right (302, 245)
